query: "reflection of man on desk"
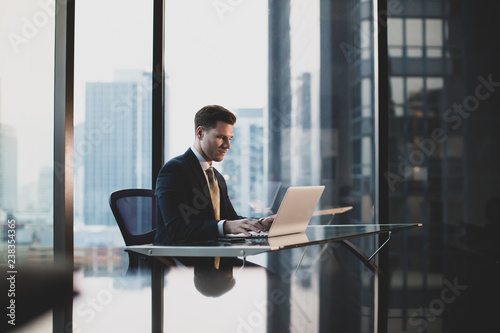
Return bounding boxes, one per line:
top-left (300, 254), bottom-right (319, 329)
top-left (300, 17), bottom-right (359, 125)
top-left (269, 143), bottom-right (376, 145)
top-left (193, 262), bottom-right (236, 297)
top-left (154, 105), bottom-right (275, 246)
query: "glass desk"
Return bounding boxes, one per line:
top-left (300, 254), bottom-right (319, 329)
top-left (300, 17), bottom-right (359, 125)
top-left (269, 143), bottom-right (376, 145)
top-left (126, 223), bottom-right (421, 333)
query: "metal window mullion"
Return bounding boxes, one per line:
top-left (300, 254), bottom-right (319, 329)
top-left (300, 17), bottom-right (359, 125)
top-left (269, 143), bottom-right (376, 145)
top-left (152, 0), bottom-right (165, 190)
top-left (53, 0), bottom-right (75, 332)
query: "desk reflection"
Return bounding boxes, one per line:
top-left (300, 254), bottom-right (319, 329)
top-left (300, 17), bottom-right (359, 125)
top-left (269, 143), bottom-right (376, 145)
top-left (172, 257), bottom-right (262, 298)
top-left (66, 240), bottom-right (382, 333)
top-left (193, 261), bottom-right (236, 297)
top-left (162, 259), bottom-right (275, 332)
top-left (155, 241), bottom-right (376, 332)
top-left (70, 225), bottom-right (421, 332)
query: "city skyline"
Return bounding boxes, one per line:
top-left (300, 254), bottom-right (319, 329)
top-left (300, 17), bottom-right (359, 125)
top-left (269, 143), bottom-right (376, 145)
top-left (0, 0), bottom-right (267, 190)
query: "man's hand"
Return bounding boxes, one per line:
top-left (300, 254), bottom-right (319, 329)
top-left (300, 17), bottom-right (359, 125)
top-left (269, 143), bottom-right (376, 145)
top-left (258, 215), bottom-right (276, 230)
top-left (223, 218), bottom-right (266, 235)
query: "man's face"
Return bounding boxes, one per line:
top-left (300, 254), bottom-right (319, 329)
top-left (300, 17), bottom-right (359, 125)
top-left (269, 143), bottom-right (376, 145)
top-left (197, 121), bottom-right (234, 163)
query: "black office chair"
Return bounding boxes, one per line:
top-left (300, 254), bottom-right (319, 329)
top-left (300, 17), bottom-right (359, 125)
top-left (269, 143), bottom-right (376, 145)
top-left (109, 189), bottom-right (157, 272)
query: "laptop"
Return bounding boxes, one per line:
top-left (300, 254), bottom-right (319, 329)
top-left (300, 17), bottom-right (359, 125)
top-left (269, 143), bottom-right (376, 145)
top-left (223, 186), bottom-right (325, 239)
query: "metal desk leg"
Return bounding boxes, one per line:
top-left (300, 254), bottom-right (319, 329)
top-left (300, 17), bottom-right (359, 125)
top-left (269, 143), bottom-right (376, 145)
top-left (152, 259), bottom-right (164, 333)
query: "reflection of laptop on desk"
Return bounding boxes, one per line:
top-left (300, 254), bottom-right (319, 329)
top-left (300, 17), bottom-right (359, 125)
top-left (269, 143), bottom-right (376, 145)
top-left (267, 232), bottom-right (310, 250)
top-left (224, 186), bottom-right (325, 239)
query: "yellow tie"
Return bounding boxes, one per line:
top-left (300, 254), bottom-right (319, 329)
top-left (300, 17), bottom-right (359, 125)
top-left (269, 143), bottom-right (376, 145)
top-left (206, 167), bottom-right (221, 269)
top-left (206, 167), bottom-right (220, 220)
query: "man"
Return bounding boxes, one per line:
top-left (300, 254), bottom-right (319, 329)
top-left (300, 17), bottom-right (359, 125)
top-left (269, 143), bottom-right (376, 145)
top-left (154, 105), bottom-right (274, 245)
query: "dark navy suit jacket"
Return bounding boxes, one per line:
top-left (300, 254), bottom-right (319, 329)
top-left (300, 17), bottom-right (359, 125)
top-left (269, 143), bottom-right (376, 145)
top-left (154, 148), bottom-right (242, 245)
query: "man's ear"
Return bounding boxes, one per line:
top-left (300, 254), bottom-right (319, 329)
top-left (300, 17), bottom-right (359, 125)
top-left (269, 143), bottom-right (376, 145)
top-left (195, 126), bottom-right (204, 140)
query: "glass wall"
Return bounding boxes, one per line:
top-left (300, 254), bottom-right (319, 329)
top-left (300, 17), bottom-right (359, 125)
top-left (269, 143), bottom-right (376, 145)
top-left (163, 0), bottom-right (269, 217)
top-left (73, 0), bottom-right (153, 331)
top-left (0, 0), bottom-right (55, 265)
top-left (0, 1), bottom-right (55, 331)
top-left (387, 0), bottom-right (500, 332)
top-left (162, 0), bottom-right (379, 331)
top-left (267, 0), bottom-right (379, 331)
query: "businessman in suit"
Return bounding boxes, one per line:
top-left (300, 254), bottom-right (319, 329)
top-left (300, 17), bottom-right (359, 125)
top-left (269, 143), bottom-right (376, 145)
top-left (154, 105), bottom-right (274, 245)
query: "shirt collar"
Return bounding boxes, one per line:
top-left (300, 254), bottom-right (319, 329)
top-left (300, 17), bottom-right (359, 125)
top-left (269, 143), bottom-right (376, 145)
top-left (190, 146), bottom-right (211, 171)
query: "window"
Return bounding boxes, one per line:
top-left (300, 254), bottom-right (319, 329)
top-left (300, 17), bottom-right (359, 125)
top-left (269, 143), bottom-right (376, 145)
top-left (164, 0), bottom-right (268, 214)
top-left (0, 1), bottom-right (55, 261)
top-left (426, 19), bottom-right (443, 58)
top-left (0, 1), bottom-right (55, 330)
top-left (406, 18), bottom-right (423, 57)
top-left (73, 1), bottom-right (153, 330)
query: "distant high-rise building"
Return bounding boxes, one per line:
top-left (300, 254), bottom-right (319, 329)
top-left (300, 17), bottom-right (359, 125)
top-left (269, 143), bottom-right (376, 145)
top-left (222, 108), bottom-right (266, 217)
top-left (0, 123), bottom-right (18, 215)
top-left (37, 166), bottom-right (52, 212)
top-left (83, 71), bottom-right (152, 226)
top-left (269, 0), bottom-right (357, 216)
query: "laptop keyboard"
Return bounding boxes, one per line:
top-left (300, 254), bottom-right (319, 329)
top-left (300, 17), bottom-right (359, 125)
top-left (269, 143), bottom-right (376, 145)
top-left (226, 230), bottom-right (269, 238)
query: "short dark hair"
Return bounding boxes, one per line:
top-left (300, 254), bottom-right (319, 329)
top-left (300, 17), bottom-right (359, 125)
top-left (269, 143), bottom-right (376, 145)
top-left (194, 105), bottom-right (236, 130)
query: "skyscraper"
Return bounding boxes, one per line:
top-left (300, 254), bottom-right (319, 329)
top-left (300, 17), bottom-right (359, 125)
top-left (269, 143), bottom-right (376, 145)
top-left (267, 0), bottom-right (398, 331)
top-left (222, 108), bottom-right (265, 217)
top-left (83, 71), bottom-right (152, 226)
top-left (0, 123), bottom-right (18, 215)
top-left (37, 166), bottom-right (52, 212)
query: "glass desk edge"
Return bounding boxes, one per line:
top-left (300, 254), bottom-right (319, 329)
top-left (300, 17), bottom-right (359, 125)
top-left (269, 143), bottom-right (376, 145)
top-left (125, 223), bottom-right (421, 258)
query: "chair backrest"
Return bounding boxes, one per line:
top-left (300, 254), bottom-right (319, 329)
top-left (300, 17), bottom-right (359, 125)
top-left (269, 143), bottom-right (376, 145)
top-left (109, 189), bottom-right (157, 246)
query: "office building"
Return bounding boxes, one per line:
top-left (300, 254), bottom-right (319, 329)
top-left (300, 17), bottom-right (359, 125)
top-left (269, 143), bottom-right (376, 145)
top-left (0, 123), bottom-right (18, 215)
top-left (222, 108), bottom-right (266, 217)
top-left (37, 166), bottom-right (52, 213)
top-left (268, 0), bottom-right (500, 331)
top-left (83, 71), bottom-right (152, 226)
top-left (386, 1), bottom-right (500, 331)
